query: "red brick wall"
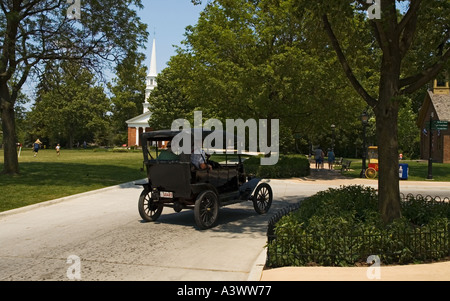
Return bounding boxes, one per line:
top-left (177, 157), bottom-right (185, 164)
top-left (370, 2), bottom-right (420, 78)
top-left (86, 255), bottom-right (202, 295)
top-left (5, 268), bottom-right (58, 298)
top-left (127, 127), bottom-right (152, 147)
top-left (443, 131), bottom-right (450, 163)
top-left (128, 127), bottom-right (136, 147)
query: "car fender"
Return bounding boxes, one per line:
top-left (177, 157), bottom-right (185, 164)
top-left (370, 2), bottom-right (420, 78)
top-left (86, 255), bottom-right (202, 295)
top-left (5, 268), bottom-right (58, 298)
top-left (238, 178), bottom-right (263, 200)
top-left (135, 182), bottom-right (150, 192)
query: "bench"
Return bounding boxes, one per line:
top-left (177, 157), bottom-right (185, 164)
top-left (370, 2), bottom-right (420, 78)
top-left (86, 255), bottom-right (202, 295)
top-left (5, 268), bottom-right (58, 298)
top-left (341, 160), bottom-right (352, 172)
top-left (334, 157), bottom-right (343, 167)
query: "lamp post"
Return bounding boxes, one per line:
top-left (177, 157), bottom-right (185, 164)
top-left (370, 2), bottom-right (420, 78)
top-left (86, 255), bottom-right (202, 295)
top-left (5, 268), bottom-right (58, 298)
top-left (427, 112), bottom-right (434, 180)
top-left (360, 111), bottom-right (369, 178)
top-left (331, 124), bottom-right (336, 151)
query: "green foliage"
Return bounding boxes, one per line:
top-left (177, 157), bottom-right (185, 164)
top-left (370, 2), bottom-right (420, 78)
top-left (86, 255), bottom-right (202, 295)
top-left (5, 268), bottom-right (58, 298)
top-left (108, 51), bottom-right (147, 145)
top-left (152, 0), bottom-right (367, 151)
top-left (401, 196), bottom-right (450, 226)
top-left (1, 0), bottom-right (148, 174)
top-left (27, 62), bottom-right (110, 147)
top-left (267, 186), bottom-right (450, 267)
top-left (243, 154), bottom-right (310, 178)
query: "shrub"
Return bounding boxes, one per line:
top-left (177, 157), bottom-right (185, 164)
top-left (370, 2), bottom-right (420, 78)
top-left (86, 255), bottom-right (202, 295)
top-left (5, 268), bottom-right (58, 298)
top-left (267, 185), bottom-right (450, 267)
top-left (244, 154), bottom-right (310, 178)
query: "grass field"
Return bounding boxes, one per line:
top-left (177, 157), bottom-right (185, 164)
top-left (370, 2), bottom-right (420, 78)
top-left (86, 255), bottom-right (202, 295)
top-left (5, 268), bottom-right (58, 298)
top-left (340, 159), bottom-right (450, 182)
top-left (0, 148), bottom-right (146, 212)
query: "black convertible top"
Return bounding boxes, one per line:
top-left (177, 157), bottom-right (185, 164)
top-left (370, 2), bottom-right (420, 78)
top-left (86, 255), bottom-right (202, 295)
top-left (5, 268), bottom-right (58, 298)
top-left (140, 129), bottom-right (233, 142)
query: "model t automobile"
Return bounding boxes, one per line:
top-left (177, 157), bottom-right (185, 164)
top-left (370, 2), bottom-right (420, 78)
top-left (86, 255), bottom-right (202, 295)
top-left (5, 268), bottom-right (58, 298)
top-left (137, 130), bottom-right (273, 229)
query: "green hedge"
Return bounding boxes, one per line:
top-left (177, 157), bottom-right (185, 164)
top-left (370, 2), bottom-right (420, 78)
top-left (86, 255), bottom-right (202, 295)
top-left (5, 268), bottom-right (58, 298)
top-left (243, 154), bottom-right (310, 178)
top-left (267, 186), bottom-right (450, 267)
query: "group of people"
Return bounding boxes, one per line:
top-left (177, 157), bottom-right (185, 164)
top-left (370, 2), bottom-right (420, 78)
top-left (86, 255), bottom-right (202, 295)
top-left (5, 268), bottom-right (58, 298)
top-left (32, 139), bottom-right (60, 157)
top-left (313, 147), bottom-right (335, 170)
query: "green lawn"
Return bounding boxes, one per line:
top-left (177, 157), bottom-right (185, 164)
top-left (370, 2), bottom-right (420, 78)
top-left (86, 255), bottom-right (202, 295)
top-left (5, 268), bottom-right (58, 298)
top-left (0, 148), bottom-right (147, 212)
top-left (340, 159), bottom-right (450, 182)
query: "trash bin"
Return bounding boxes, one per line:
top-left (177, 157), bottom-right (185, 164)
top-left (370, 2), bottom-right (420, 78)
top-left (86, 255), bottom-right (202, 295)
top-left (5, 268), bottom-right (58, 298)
top-left (399, 163), bottom-right (408, 180)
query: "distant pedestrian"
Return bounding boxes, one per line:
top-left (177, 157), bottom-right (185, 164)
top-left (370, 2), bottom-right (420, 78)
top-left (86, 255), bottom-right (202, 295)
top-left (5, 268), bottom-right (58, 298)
top-left (56, 144), bottom-right (61, 156)
top-left (83, 141), bottom-right (87, 149)
top-left (327, 148), bottom-right (335, 170)
top-left (314, 147), bottom-right (324, 170)
top-left (33, 139), bottom-right (42, 157)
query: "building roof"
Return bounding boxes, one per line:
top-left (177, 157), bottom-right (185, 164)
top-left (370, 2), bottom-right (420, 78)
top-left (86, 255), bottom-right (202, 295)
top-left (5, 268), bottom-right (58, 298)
top-left (125, 111), bottom-right (152, 128)
top-left (431, 91), bottom-right (450, 121)
top-left (417, 90), bottom-right (450, 127)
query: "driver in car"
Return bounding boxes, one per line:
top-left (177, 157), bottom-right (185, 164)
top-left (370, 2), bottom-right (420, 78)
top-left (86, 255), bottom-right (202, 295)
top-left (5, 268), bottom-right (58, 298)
top-left (191, 147), bottom-right (213, 171)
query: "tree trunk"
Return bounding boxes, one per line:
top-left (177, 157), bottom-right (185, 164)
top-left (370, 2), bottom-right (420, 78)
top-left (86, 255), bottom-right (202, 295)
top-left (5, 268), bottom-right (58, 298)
top-left (0, 86), bottom-right (19, 175)
top-left (375, 102), bottom-right (402, 224)
top-left (375, 60), bottom-right (402, 224)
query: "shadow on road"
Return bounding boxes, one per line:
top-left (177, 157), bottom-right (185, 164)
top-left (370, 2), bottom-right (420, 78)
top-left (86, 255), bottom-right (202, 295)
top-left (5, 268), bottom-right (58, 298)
top-left (139, 195), bottom-right (304, 236)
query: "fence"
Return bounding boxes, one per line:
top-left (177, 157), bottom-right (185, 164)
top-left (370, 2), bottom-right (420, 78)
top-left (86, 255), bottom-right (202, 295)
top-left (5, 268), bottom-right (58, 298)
top-left (266, 194), bottom-right (450, 268)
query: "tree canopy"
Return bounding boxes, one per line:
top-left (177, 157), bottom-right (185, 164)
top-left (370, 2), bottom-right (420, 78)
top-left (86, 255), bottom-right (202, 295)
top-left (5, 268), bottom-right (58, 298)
top-left (172, 0), bottom-right (450, 224)
top-left (27, 61), bottom-right (110, 148)
top-left (0, 0), bottom-right (148, 174)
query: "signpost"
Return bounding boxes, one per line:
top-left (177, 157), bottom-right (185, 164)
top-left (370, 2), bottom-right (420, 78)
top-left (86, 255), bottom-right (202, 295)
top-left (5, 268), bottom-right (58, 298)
top-left (425, 120), bottom-right (449, 130)
top-left (432, 121), bottom-right (448, 130)
top-left (426, 118), bottom-right (448, 180)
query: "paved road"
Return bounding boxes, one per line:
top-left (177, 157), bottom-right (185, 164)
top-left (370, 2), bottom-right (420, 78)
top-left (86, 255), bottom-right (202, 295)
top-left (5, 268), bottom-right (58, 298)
top-left (1, 174), bottom-right (449, 281)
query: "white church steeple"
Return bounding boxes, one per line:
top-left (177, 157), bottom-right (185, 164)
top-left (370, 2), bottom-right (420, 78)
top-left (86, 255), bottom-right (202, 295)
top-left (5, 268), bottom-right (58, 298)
top-left (143, 38), bottom-right (157, 113)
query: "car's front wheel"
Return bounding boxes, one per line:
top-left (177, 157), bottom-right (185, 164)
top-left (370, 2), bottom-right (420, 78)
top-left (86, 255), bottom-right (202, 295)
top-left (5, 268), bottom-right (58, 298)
top-left (252, 183), bottom-right (272, 214)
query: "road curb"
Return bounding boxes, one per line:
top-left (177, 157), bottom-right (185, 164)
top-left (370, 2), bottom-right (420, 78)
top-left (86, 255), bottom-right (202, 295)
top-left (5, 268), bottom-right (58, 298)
top-left (247, 247), bottom-right (267, 281)
top-left (0, 178), bottom-right (146, 219)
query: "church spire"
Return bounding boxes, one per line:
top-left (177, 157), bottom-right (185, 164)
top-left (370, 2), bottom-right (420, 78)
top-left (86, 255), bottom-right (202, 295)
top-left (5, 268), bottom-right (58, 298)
top-left (149, 39), bottom-right (157, 78)
top-left (144, 38), bottom-right (157, 113)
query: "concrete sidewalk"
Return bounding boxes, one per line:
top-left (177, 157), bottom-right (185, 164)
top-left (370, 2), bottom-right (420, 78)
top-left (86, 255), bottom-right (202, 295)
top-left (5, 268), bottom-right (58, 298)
top-left (260, 261), bottom-right (450, 281)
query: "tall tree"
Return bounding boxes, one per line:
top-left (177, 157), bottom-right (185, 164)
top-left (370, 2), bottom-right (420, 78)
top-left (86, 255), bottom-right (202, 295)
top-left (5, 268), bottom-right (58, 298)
top-left (0, 0), bottom-right (148, 174)
top-left (147, 53), bottom-right (196, 129)
top-left (108, 51), bottom-right (147, 145)
top-left (28, 61), bottom-right (110, 147)
top-left (189, 0), bottom-right (450, 223)
top-left (307, 0), bottom-right (450, 223)
top-left (181, 0), bottom-right (366, 145)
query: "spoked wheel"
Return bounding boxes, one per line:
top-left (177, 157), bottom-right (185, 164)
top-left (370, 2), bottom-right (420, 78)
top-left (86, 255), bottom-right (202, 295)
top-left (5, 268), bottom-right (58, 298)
top-left (138, 189), bottom-right (163, 222)
top-left (252, 183), bottom-right (273, 214)
top-left (194, 190), bottom-right (219, 230)
top-left (365, 167), bottom-right (378, 179)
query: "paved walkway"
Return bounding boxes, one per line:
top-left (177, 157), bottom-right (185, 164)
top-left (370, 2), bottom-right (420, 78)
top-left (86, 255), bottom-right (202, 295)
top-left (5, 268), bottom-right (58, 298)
top-left (257, 166), bottom-right (450, 281)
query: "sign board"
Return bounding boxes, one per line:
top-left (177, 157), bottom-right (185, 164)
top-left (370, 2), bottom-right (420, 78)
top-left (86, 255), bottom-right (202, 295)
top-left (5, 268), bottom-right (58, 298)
top-left (433, 121), bottom-right (448, 130)
top-left (425, 121), bottom-right (448, 131)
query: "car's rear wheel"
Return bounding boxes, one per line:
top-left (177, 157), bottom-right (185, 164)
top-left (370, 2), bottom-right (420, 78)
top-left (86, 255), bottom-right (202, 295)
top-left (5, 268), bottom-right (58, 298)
top-left (252, 183), bottom-right (272, 214)
top-left (138, 189), bottom-right (163, 222)
top-left (194, 190), bottom-right (219, 230)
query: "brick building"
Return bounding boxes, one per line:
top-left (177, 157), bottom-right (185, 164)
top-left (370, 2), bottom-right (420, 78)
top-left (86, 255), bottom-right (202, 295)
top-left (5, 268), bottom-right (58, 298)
top-left (417, 80), bottom-right (450, 163)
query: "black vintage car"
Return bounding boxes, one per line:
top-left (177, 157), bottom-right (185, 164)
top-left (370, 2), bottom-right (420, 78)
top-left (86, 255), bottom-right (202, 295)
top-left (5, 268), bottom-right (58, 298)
top-left (137, 130), bottom-right (273, 229)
